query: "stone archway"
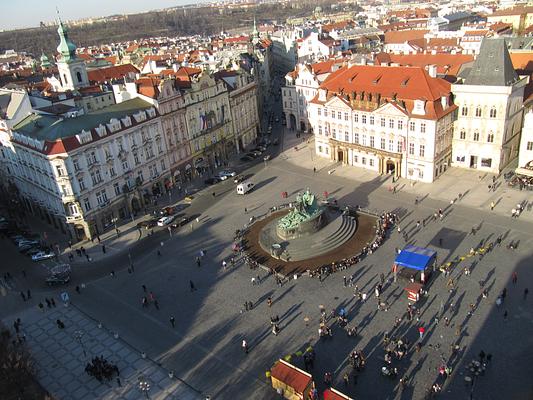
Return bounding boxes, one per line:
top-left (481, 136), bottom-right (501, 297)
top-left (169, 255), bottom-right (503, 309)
top-left (289, 114), bottom-right (297, 131)
top-left (131, 197), bottom-right (141, 212)
top-left (386, 159), bottom-right (395, 174)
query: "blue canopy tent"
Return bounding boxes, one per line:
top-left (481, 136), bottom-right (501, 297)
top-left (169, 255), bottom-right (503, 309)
top-left (394, 245), bottom-right (437, 271)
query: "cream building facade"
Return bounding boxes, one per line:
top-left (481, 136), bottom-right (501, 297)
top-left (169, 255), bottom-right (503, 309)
top-left (451, 39), bottom-right (527, 173)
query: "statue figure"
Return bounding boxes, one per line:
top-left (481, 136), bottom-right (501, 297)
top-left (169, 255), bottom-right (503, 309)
top-left (278, 189), bottom-right (321, 230)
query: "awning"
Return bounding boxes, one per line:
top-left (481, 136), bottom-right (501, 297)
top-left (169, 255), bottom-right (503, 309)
top-left (515, 167), bottom-right (533, 178)
top-left (394, 245), bottom-right (436, 271)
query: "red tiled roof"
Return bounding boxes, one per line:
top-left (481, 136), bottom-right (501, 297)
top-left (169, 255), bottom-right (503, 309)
top-left (87, 64), bottom-right (139, 83)
top-left (321, 20), bottom-right (354, 33)
top-left (270, 360), bottom-right (312, 395)
top-left (312, 64), bottom-right (454, 120)
top-left (224, 35), bottom-right (249, 44)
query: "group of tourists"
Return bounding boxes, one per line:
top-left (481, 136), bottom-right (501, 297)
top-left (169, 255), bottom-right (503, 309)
top-left (84, 356), bottom-right (119, 382)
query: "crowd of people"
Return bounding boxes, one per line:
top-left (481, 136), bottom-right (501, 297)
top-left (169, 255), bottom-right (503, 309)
top-left (84, 356), bottom-right (119, 382)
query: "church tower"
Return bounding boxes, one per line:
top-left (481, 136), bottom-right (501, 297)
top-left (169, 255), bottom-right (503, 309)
top-left (56, 19), bottom-right (89, 91)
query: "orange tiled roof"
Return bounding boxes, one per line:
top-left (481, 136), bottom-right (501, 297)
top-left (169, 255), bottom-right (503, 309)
top-left (375, 52), bottom-right (474, 77)
top-left (510, 52), bottom-right (533, 72)
top-left (312, 64), bottom-right (454, 120)
top-left (384, 30), bottom-right (429, 44)
top-left (490, 5), bottom-right (533, 17)
top-left (87, 64), bottom-right (139, 83)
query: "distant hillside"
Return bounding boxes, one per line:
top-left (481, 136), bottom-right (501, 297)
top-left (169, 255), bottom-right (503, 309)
top-left (0, 0), bottom-right (351, 56)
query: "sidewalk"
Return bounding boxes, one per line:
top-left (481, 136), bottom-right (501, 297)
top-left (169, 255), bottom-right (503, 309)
top-left (279, 129), bottom-right (533, 223)
top-left (4, 305), bottom-right (202, 400)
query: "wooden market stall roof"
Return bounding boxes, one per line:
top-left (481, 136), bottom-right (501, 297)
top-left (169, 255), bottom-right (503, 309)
top-left (270, 359), bottom-right (312, 394)
top-left (323, 387), bottom-right (354, 400)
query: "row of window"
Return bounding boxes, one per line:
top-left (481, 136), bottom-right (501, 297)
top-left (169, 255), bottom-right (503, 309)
top-left (316, 129), bottom-right (426, 157)
top-left (317, 109), bottom-right (425, 132)
top-left (461, 106), bottom-right (497, 118)
top-left (79, 159), bottom-right (166, 193)
top-left (458, 130), bottom-right (494, 143)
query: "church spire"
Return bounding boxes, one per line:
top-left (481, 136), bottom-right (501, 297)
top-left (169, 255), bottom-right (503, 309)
top-left (56, 10), bottom-right (77, 63)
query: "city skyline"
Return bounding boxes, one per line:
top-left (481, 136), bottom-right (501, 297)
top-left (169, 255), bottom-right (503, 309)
top-left (0, 0), bottom-right (212, 31)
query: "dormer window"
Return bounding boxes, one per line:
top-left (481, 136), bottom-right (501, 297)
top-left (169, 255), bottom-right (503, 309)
top-left (413, 100), bottom-right (426, 115)
top-left (318, 89), bottom-right (327, 102)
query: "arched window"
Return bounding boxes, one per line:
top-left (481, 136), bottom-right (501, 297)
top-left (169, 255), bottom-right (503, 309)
top-left (460, 129), bottom-right (466, 139)
top-left (461, 106), bottom-right (468, 116)
top-left (489, 107), bottom-right (497, 118)
top-left (76, 71), bottom-right (82, 83)
top-left (487, 132), bottom-right (494, 143)
top-left (475, 107), bottom-right (482, 117)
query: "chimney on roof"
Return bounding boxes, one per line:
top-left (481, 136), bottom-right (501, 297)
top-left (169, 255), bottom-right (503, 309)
top-left (428, 64), bottom-right (437, 78)
top-left (360, 57), bottom-right (367, 66)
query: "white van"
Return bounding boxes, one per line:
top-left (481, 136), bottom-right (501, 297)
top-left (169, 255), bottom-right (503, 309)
top-left (236, 182), bottom-right (254, 195)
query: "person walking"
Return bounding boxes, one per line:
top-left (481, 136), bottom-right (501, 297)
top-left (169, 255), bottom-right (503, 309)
top-left (142, 284), bottom-right (147, 293)
top-left (222, 260), bottom-right (227, 270)
top-left (189, 280), bottom-right (196, 292)
top-left (512, 272), bottom-right (518, 284)
top-left (20, 291), bottom-right (26, 302)
top-left (196, 257), bottom-right (201, 268)
top-left (418, 326), bottom-right (425, 340)
top-left (26, 289), bottom-right (31, 300)
top-left (267, 297), bottom-right (273, 307)
top-left (170, 316), bottom-right (175, 328)
top-left (242, 339), bottom-right (248, 354)
top-left (490, 201), bottom-right (495, 211)
top-left (524, 288), bottom-right (529, 300)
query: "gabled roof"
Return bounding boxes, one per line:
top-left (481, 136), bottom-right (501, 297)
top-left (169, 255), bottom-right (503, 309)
top-left (374, 52), bottom-right (474, 77)
top-left (464, 38), bottom-right (518, 86)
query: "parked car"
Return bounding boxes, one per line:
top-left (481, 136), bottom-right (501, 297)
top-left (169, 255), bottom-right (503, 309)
top-left (157, 215), bottom-right (177, 227)
top-left (204, 177), bottom-right (221, 185)
top-left (31, 250), bottom-right (55, 262)
top-left (18, 239), bottom-right (40, 248)
top-left (218, 170), bottom-right (237, 179)
top-left (137, 218), bottom-right (159, 229)
top-left (233, 175), bottom-right (246, 184)
top-left (171, 216), bottom-right (192, 229)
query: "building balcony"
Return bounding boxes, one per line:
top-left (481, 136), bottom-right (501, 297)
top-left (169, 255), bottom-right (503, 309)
top-left (66, 214), bottom-right (83, 223)
top-left (62, 194), bottom-right (76, 203)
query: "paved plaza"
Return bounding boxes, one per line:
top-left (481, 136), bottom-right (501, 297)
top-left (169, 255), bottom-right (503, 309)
top-left (2, 124), bottom-right (533, 400)
top-left (14, 305), bottom-right (202, 400)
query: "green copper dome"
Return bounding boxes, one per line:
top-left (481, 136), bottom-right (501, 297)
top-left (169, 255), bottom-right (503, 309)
top-left (56, 21), bottom-right (77, 62)
top-left (40, 51), bottom-right (51, 68)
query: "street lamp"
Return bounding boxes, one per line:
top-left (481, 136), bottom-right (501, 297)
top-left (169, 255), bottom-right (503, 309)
top-left (74, 330), bottom-right (87, 358)
top-left (138, 376), bottom-right (151, 398)
top-left (465, 358), bottom-right (485, 400)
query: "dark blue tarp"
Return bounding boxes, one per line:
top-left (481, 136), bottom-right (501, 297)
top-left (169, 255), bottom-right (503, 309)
top-left (394, 245), bottom-right (436, 271)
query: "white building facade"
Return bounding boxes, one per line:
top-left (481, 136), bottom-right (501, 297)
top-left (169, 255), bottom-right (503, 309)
top-left (309, 65), bottom-right (456, 182)
top-left (516, 109), bottom-right (533, 177)
top-left (9, 99), bottom-right (171, 240)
